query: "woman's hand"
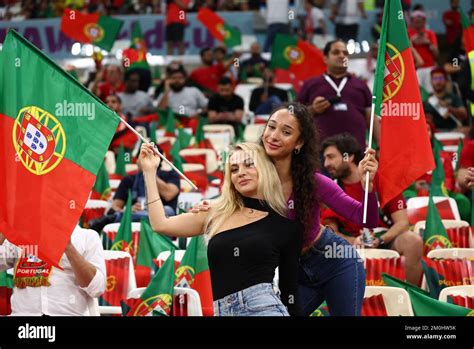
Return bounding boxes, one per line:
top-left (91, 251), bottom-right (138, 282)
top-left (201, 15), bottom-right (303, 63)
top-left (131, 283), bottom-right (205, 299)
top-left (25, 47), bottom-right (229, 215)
top-left (139, 143), bottom-right (161, 173)
top-left (189, 200), bottom-right (211, 213)
top-left (359, 148), bottom-right (378, 192)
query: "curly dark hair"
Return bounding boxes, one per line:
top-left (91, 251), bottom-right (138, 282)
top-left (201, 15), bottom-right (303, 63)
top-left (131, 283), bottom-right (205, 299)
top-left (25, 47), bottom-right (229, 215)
top-left (261, 102), bottom-right (320, 241)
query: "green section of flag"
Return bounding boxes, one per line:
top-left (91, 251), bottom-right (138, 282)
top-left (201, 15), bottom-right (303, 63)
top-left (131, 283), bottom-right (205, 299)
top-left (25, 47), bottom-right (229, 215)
top-left (149, 121), bottom-right (158, 144)
top-left (421, 259), bottom-right (446, 299)
top-left (408, 289), bottom-right (473, 316)
top-left (270, 34), bottom-right (298, 70)
top-left (382, 273), bottom-right (430, 297)
top-left (373, 0), bottom-right (411, 115)
top-left (92, 161), bottom-right (111, 199)
top-left (165, 108), bottom-right (176, 135)
top-left (430, 142), bottom-right (449, 197)
top-left (0, 29), bottom-right (119, 175)
top-left (94, 15), bottom-right (124, 51)
top-left (111, 190), bottom-right (133, 251)
top-left (223, 23), bottom-right (241, 47)
top-left (178, 128), bottom-right (192, 149)
top-left (136, 218), bottom-right (175, 268)
top-left (423, 193), bottom-right (452, 255)
top-left (170, 137), bottom-right (184, 173)
top-left (115, 143), bottom-right (126, 177)
top-left (0, 272), bottom-right (13, 289)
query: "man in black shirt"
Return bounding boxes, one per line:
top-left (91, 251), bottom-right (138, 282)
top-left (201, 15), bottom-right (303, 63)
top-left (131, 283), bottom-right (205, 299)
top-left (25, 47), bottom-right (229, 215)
top-left (207, 77), bottom-right (245, 138)
top-left (249, 68), bottom-right (288, 114)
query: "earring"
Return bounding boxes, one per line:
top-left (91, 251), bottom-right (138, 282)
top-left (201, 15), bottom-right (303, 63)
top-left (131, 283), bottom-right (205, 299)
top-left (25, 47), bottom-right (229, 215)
top-left (294, 148), bottom-right (300, 155)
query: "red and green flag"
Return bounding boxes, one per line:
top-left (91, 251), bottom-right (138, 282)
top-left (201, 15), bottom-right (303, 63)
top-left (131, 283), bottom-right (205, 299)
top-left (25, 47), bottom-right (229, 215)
top-left (270, 33), bottom-right (326, 82)
top-left (455, 138), bottom-right (463, 173)
top-left (122, 22), bottom-right (149, 70)
top-left (149, 121), bottom-right (158, 144)
top-left (164, 108), bottom-right (176, 137)
top-left (170, 137), bottom-right (184, 173)
top-left (175, 235), bottom-right (213, 316)
top-left (423, 193), bottom-right (452, 255)
top-left (122, 250), bottom-right (175, 316)
top-left (194, 116), bottom-right (213, 150)
top-left (99, 256), bottom-right (130, 306)
top-left (90, 161), bottom-right (111, 200)
top-left (114, 143), bottom-right (127, 178)
top-left (197, 8), bottom-right (241, 47)
top-left (111, 191), bottom-right (135, 258)
top-left (135, 218), bottom-right (176, 287)
top-left (0, 30), bottom-right (119, 267)
top-left (373, 0), bottom-right (435, 208)
top-left (60, 8), bottom-right (124, 52)
top-left (178, 128), bottom-right (192, 149)
top-left (430, 141), bottom-right (449, 197)
top-left (381, 273), bottom-right (430, 297)
top-left (408, 288), bottom-right (474, 316)
top-left (311, 301), bottom-right (330, 316)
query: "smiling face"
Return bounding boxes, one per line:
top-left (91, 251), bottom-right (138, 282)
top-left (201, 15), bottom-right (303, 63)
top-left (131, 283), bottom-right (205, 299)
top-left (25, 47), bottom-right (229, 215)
top-left (262, 108), bottom-right (304, 160)
top-left (229, 150), bottom-right (259, 197)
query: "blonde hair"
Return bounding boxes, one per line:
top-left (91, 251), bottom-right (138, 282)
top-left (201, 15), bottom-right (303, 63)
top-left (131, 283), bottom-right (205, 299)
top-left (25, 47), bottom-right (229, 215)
top-left (204, 142), bottom-right (287, 242)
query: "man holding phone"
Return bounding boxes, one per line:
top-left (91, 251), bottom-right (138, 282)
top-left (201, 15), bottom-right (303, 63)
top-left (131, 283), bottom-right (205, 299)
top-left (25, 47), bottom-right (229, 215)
top-left (297, 39), bottom-right (380, 150)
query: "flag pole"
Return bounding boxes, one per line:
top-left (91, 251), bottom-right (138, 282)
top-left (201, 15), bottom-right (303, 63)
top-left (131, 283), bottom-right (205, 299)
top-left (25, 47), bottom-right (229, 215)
top-left (362, 96), bottom-right (377, 246)
top-left (116, 115), bottom-right (198, 191)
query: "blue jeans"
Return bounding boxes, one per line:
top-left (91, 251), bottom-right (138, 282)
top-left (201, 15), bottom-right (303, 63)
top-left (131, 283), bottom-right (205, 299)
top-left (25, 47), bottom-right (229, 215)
top-left (298, 227), bottom-right (365, 316)
top-left (213, 283), bottom-right (289, 317)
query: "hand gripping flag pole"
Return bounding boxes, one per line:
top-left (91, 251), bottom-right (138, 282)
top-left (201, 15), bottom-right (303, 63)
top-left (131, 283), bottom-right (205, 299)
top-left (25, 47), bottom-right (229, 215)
top-left (117, 115), bottom-right (199, 191)
top-left (362, 95), bottom-right (377, 246)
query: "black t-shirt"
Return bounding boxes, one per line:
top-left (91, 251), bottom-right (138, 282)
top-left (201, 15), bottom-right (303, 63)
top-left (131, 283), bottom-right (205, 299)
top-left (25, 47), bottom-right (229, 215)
top-left (249, 86), bottom-right (288, 113)
top-left (207, 93), bottom-right (244, 136)
top-left (113, 169), bottom-right (181, 210)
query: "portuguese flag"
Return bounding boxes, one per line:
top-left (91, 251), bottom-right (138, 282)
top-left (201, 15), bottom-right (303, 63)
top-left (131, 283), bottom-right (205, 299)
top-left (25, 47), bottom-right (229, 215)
top-left (0, 271), bottom-right (13, 315)
top-left (194, 116), bottom-right (213, 150)
top-left (373, 0), bottom-right (435, 208)
top-left (423, 192), bottom-right (452, 255)
top-left (170, 137), bottom-right (184, 173)
top-left (114, 143), bottom-right (127, 178)
top-left (270, 33), bottom-right (326, 82)
top-left (60, 8), bottom-right (124, 52)
top-left (122, 22), bottom-right (149, 70)
top-left (408, 289), bottom-right (474, 316)
top-left (0, 30), bottom-right (119, 267)
top-left (175, 235), bottom-right (213, 316)
top-left (430, 141), bottom-right (449, 197)
top-left (135, 218), bottom-right (175, 287)
top-left (122, 250), bottom-right (176, 316)
top-left (90, 161), bottom-right (111, 200)
top-left (197, 8), bottom-right (241, 47)
top-left (381, 273), bottom-right (430, 297)
top-left (111, 191), bottom-right (135, 258)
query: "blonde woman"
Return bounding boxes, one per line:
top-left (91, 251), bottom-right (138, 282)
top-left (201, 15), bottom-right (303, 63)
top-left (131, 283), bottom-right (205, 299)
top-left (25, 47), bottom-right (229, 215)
top-left (140, 142), bottom-right (303, 316)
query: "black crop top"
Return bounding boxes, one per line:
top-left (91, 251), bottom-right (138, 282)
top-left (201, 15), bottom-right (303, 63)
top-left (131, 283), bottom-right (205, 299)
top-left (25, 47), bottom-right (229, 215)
top-left (207, 196), bottom-right (304, 315)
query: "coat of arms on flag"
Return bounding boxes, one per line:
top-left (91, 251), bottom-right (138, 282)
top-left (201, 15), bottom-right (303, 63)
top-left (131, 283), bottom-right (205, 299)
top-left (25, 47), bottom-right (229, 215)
top-left (13, 107), bottom-right (66, 176)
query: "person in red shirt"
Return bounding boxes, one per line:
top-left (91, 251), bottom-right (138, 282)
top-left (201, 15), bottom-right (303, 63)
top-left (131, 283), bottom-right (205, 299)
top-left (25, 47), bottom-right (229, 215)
top-left (407, 10), bottom-right (439, 93)
top-left (190, 47), bottom-right (238, 96)
top-left (443, 0), bottom-right (462, 46)
top-left (166, 0), bottom-right (190, 55)
top-left (321, 133), bottom-right (423, 285)
top-left (91, 64), bottom-right (125, 102)
top-left (457, 126), bottom-right (474, 192)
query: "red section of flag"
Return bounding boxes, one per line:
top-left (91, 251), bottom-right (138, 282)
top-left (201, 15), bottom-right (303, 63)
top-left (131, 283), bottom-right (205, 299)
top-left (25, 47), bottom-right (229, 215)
top-left (197, 8), bottom-right (225, 41)
top-left (362, 294), bottom-right (388, 316)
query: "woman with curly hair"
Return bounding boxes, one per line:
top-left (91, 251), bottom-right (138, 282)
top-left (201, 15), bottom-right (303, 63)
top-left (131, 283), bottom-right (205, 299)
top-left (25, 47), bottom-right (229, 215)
top-left (261, 102), bottom-right (379, 316)
top-left (194, 102), bottom-right (379, 315)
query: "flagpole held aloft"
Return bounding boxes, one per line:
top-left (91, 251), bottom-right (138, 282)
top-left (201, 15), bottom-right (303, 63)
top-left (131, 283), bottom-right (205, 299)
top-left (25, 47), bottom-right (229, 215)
top-left (116, 115), bottom-right (199, 191)
top-left (362, 96), bottom-right (377, 246)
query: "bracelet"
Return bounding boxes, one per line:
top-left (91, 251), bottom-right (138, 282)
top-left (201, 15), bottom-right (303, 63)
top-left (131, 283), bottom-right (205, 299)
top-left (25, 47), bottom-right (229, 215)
top-left (146, 198), bottom-right (161, 206)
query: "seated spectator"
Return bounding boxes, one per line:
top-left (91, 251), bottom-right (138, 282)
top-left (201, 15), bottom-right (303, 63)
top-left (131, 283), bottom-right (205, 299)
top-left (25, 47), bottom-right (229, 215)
top-left (239, 42), bottom-right (269, 82)
top-left (207, 77), bottom-right (244, 138)
top-left (0, 226), bottom-right (105, 316)
top-left (321, 133), bottom-right (423, 285)
top-left (118, 70), bottom-right (154, 119)
top-left (106, 94), bottom-right (139, 151)
top-left (157, 63), bottom-right (208, 130)
top-left (249, 68), bottom-right (288, 114)
top-left (91, 64), bottom-right (125, 102)
top-left (424, 67), bottom-right (467, 131)
top-left (408, 10), bottom-right (439, 93)
top-left (90, 155), bottom-right (180, 232)
top-left (457, 126), bottom-right (474, 193)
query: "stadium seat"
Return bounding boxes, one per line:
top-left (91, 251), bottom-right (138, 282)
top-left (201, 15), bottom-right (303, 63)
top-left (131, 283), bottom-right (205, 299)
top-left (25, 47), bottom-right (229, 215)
top-left (102, 222), bottom-right (141, 256)
top-left (406, 196), bottom-right (461, 225)
top-left (243, 124), bottom-right (264, 143)
top-left (81, 200), bottom-right (111, 228)
top-left (202, 124), bottom-right (235, 152)
top-left (179, 148), bottom-right (218, 174)
top-left (427, 248), bottom-right (474, 259)
top-left (439, 285), bottom-right (474, 305)
top-left (364, 286), bottom-right (414, 316)
top-left (104, 150), bottom-right (116, 174)
top-left (434, 132), bottom-right (465, 147)
top-left (235, 83), bottom-right (258, 114)
top-left (358, 249), bottom-right (406, 285)
top-left (99, 251), bottom-right (137, 316)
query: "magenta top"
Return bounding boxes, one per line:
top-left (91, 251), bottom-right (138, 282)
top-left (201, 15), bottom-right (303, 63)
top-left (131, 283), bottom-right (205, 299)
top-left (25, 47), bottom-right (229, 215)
top-left (287, 173), bottom-right (379, 247)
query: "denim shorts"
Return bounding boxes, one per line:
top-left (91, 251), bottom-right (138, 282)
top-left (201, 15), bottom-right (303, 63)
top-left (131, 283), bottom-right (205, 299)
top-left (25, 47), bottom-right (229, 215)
top-left (213, 283), bottom-right (290, 317)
